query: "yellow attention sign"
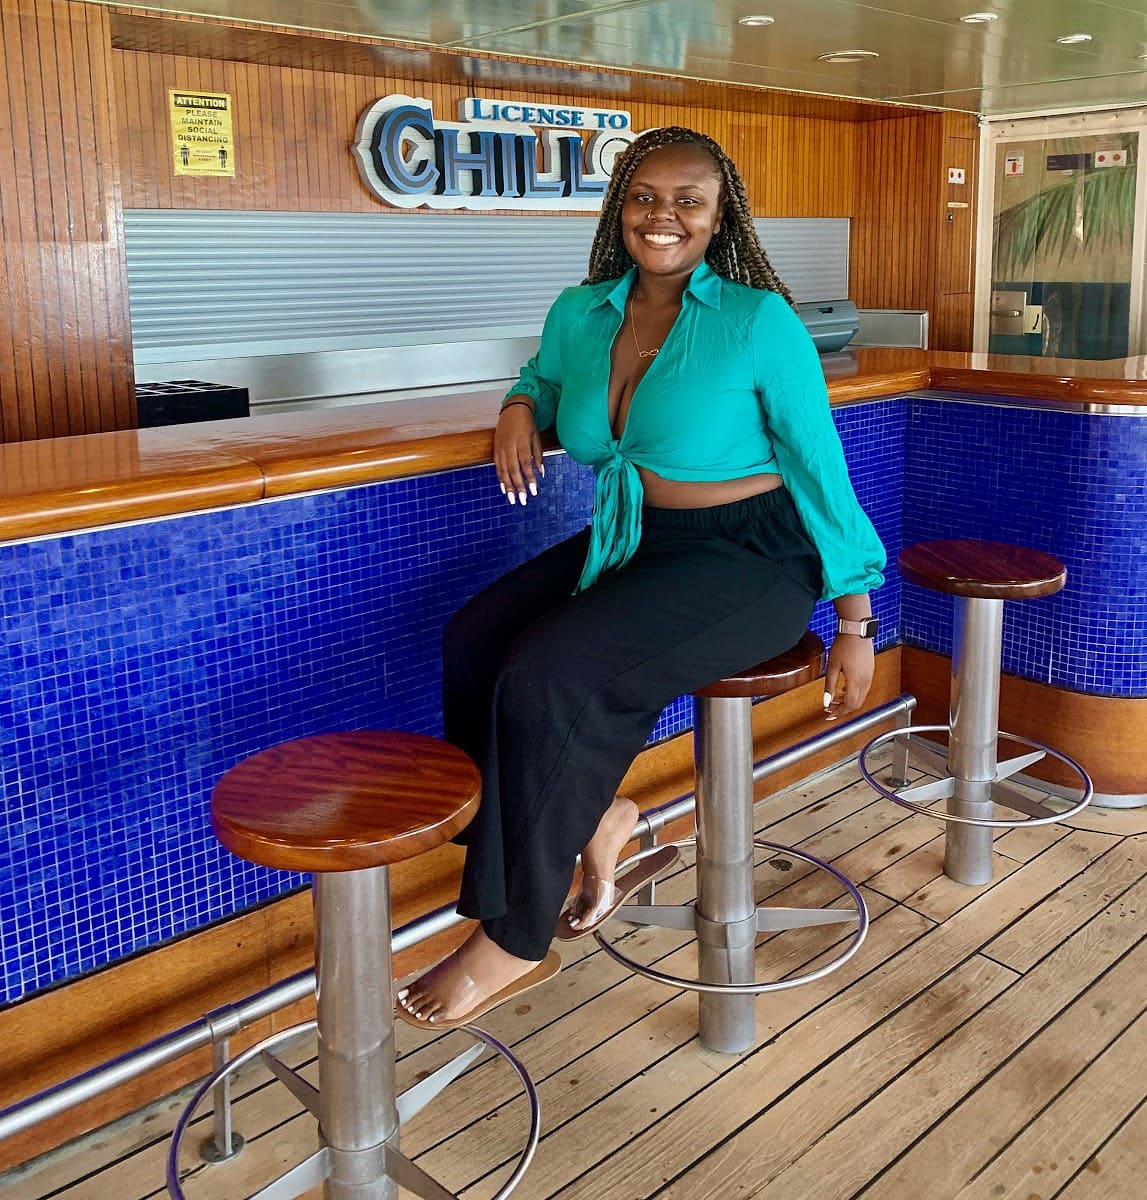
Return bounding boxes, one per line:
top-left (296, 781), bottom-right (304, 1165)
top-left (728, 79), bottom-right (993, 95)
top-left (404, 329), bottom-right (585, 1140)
top-left (170, 90), bottom-right (235, 177)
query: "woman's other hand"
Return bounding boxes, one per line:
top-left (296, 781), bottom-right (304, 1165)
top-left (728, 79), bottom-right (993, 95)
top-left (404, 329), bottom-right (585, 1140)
top-left (494, 402), bottom-right (544, 505)
top-left (823, 634), bottom-right (875, 718)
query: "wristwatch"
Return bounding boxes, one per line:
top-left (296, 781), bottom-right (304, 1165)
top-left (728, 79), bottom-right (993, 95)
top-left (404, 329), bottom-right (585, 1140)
top-left (836, 616), bottom-right (879, 638)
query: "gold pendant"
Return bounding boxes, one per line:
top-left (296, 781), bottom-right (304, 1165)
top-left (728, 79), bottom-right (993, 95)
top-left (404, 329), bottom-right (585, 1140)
top-left (639, 348), bottom-right (659, 358)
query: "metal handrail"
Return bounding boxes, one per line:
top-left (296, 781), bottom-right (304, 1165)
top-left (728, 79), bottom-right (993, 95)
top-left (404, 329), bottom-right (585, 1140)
top-left (0, 694), bottom-right (915, 1146)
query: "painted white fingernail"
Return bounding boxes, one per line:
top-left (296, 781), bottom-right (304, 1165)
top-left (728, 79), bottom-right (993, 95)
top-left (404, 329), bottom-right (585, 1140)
top-left (397, 988), bottom-right (408, 999)
top-left (518, 491), bottom-right (527, 505)
top-left (529, 481), bottom-right (537, 496)
top-left (508, 491), bottom-right (517, 505)
top-left (823, 692), bottom-right (832, 708)
top-left (499, 481), bottom-right (506, 495)
top-left (539, 463), bottom-right (546, 478)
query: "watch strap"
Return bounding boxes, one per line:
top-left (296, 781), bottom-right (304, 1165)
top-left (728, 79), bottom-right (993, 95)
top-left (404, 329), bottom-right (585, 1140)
top-left (836, 616), bottom-right (879, 638)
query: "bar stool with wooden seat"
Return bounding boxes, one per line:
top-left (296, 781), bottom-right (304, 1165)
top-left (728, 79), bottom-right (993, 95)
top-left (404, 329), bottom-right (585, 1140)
top-left (859, 539), bottom-right (1093, 887)
top-left (167, 731), bottom-right (541, 1200)
top-left (595, 631), bottom-right (869, 1055)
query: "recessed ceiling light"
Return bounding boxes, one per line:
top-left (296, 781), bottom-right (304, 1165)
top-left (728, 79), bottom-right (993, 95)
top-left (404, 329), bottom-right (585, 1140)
top-left (1056, 33), bottom-right (1093, 45)
top-left (960, 12), bottom-right (998, 24)
top-left (738, 15), bottom-right (775, 27)
top-left (817, 49), bottom-right (880, 64)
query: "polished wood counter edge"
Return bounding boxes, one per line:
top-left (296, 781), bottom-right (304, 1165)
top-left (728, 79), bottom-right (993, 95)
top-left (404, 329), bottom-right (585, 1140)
top-left (3, 350), bottom-right (1147, 543)
top-left (0, 391), bottom-right (504, 542)
top-left (928, 348), bottom-right (1147, 403)
top-left (0, 429), bottom-right (265, 542)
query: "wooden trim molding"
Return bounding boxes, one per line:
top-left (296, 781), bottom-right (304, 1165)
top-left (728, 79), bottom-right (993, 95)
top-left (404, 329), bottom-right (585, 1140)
top-left (0, 649), bottom-right (901, 1170)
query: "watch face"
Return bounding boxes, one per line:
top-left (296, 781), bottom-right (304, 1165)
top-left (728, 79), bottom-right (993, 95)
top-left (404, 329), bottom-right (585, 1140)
top-left (863, 617), bottom-right (879, 637)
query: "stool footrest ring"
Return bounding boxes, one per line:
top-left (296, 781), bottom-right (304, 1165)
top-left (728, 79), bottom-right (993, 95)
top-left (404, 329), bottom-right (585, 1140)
top-left (167, 1023), bottom-right (539, 1200)
top-left (858, 725), bottom-right (1093, 828)
top-left (593, 840), bottom-right (869, 995)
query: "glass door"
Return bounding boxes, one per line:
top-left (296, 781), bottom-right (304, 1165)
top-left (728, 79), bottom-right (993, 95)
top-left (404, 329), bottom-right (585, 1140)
top-left (977, 110), bottom-right (1147, 358)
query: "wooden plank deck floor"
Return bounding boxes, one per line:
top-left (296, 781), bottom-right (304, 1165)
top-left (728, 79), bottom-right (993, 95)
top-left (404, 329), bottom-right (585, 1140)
top-left (4, 751), bottom-right (1145, 1200)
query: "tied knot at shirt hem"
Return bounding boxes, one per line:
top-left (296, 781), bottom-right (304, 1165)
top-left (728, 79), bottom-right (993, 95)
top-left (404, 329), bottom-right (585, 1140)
top-left (574, 450), bottom-right (644, 594)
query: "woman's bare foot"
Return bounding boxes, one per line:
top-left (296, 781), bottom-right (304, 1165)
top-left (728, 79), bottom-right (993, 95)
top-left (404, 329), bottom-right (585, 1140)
top-left (396, 925), bottom-right (539, 1025)
top-left (564, 795), bottom-right (640, 931)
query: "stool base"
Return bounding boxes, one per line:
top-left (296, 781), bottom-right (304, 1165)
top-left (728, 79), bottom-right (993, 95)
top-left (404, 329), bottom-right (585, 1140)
top-left (592, 686), bottom-right (869, 1055)
top-left (879, 594), bottom-right (1092, 884)
top-left (947, 595), bottom-right (1003, 884)
top-left (858, 726), bottom-right (1093, 885)
top-left (168, 859), bottom-right (539, 1200)
top-left (168, 1022), bottom-right (538, 1200)
top-left (694, 693), bottom-right (757, 1052)
top-left (595, 839), bottom-right (868, 1053)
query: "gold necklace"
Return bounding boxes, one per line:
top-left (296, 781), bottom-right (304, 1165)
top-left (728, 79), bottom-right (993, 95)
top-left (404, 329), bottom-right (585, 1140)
top-left (629, 299), bottom-right (660, 359)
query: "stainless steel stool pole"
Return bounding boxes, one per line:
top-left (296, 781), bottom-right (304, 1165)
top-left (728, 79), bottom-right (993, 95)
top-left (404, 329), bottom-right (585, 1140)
top-left (694, 695), bottom-right (758, 1054)
top-left (859, 541), bottom-right (1092, 887)
top-left (169, 732), bottom-right (541, 1200)
top-left (314, 867), bottom-right (397, 1200)
top-left (945, 597), bottom-right (1004, 885)
top-left (594, 633), bottom-right (866, 1055)
top-left (169, 863), bottom-right (541, 1200)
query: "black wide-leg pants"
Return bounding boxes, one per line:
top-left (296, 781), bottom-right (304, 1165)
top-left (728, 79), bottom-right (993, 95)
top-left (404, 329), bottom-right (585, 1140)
top-left (445, 487), bottom-right (823, 961)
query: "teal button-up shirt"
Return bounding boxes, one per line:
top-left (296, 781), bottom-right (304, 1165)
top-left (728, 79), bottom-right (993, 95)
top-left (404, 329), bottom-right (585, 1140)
top-left (508, 260), bottom-right (886, 598)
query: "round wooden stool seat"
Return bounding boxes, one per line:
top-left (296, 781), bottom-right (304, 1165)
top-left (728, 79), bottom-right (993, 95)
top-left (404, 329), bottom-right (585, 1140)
top-left (211, 731), bottom-right (481, 874)
top-left (898, 539), bottom-right (1066, 600)
top-left (693, 630), bottom-right (826, 699)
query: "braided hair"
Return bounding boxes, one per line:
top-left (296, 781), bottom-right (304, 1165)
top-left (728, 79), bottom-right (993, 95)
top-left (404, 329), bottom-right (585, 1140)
top-left (584, 126), bottom-right (796, 310)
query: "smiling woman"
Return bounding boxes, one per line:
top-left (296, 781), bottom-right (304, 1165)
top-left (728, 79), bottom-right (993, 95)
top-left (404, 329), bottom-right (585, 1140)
top-left (396, 126), bottom-right (886, 1031)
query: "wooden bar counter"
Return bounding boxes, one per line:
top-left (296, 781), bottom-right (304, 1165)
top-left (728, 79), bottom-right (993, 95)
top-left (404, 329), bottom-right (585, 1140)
top-left (2, 343), bottom-right (1144, 801)
top-left (4, 348), bottom-right (1147, 543)
top-left (1, 345), bottom-right (1145, 1167)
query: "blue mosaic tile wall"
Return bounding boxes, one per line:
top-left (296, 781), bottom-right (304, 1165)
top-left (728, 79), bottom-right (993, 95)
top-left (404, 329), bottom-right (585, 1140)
top-left (2, 461), bottom-right (599, 1004)
top-left (0, 397), bottom-right (898, 1004)
top-left (826, 399), bottom-right (905, 656)
top-left (902, 398), bottom-right (1147, 696)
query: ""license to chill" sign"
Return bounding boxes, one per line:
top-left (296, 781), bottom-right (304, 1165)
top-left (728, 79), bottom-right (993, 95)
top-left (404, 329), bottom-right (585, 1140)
top-left (353, 94), bottom-right (638, 211)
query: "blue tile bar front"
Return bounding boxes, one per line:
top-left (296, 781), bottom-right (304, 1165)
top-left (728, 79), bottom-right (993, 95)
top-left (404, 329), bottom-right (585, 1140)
top-left (1, 392), bottom-right (1144, 1005)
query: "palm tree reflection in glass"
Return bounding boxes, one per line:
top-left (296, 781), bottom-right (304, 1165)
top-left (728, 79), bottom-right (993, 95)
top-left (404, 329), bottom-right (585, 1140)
top-left (991, 134), bottom-right (1137, 359)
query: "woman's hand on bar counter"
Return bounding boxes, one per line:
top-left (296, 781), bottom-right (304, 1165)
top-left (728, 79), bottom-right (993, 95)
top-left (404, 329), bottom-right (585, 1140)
top-left (494, 397), bottom-right (544, 505)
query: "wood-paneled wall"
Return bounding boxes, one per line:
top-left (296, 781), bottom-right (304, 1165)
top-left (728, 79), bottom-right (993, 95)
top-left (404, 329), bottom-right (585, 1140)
top-left (0, 0), bottom-right (135, 443)
top-left (852, 114), bottom-right (941, 314)
top-left (1, 2), bottom-right (977, 441)
top-left (849, 109), bottom-right (979, 350)
top-left (110, 39), bottom-right (973, 341)
top-left (933, 111), bottom-right (980, 351)
top-left (112, 50), bottom-right (861, 219)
